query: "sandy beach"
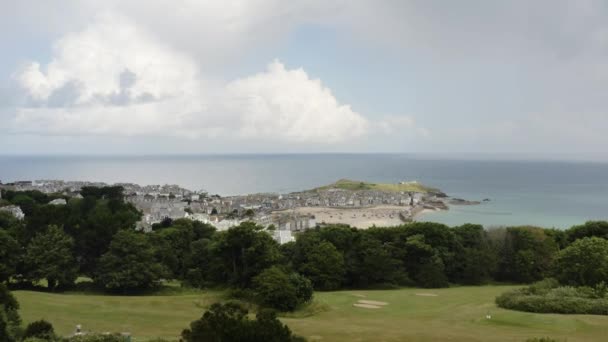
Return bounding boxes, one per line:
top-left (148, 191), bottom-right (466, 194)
top-left (279, 206), bottom-right (437, 229)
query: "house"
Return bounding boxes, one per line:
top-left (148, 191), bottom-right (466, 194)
top-left (49, 198), bottom-right (67, 205)
top-left (273, 230), bottom-right (295, 244)
top-left (0, 205), bottom-right (25, 220)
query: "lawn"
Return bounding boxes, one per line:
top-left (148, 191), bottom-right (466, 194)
top-left (15, 285), bottom-right (608, 341)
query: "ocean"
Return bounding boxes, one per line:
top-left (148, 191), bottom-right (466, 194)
top-left (1, 154), bottom-right (607, 229)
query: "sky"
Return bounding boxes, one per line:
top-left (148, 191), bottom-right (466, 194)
top-left (1, 0), bottom-right (608, 159)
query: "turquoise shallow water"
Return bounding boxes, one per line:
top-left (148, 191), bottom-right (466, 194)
top-left (1, 154), bottom-right (607, 228)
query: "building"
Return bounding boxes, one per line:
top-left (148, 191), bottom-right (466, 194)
top-left (0, 205), bottom-right (25, 220)
top-left (273, 230), bottom-right (295, 244)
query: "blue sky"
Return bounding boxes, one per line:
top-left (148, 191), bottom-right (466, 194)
top-left (1, 1), bottom-right (608, 160)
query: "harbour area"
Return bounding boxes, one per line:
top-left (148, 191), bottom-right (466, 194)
top-left (0, 178), bottom-right (475, 243)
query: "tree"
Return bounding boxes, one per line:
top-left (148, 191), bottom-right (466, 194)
top-left (345, 234), bottom-right (408, 287)
top-left (181, 303), bottom-right (299, 342)
top-left (96, 230), bottom-right (167, 293)
top-left (253, 267), bottom-right (313, 311)
top-left (24, 226), bottom-right (77, 290)
top-left (212, 223), bottom-right (282, 287)
top-left (0, 230), bottom-right (20, 283)
top-left (451, 224), bottom-right (496, 285)
top-left (292, 235), bottom-right (345, 290)
top-left (416, 254), bottom-right (449, 288)
top-left (495, 227), bottom-right (558, 283)
top-left (151, 221), bottom-right (196, 278)
top-left (0, 284), bottom-right (20, 341)
top-left (567, 221), bottom-right (608, 243)
top-left (244, 209), bottom-right (255, 218)
top-left (554, 237), bottom-right (608, 287)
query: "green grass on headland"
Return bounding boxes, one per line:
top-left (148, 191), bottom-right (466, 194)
top-left (314, 179), bottom-right (438, 193)
top-left (14, 285), bottom-right (608, 341)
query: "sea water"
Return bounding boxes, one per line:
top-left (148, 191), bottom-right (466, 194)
top-left (1, 154), bottom-right (607, 228)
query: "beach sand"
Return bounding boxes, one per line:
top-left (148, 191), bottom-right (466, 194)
top-left (282, 206), bottom-right (437, 229)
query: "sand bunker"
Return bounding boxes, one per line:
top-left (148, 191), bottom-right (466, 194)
top-left (354, 303), bottom-right (382, 309)
top-left (415, 293), bottom-right (438, 297)
top-left (358, 300), bottom-right (388, 306)
top-left (353, 299), bottom-right (389, 309)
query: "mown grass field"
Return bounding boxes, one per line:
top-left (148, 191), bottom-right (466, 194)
top-left (15, 285), bottom-right (608, 341)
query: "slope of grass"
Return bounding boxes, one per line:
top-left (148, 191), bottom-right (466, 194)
top-left (315, 179), bottom-right (437, 193)
top-left (14, 285), bottom-right (608, 341)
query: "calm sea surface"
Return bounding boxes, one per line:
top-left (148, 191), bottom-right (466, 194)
top-left (1, 154), bottom-right (607, 229)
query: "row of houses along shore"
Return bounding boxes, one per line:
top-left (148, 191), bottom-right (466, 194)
top-left (0, 179), bottom-right (448, 244)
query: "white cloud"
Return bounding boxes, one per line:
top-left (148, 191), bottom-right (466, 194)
top-left (12, 13), bottom-right (371, 144)
top-left (225, 60), bottom-right (368, 142)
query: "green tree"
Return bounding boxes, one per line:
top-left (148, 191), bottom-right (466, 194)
top-left (346, 234), bottom-right (408, 287)
top-left (567, 221), bottom-right (608, 243)
top-left (213, 222), bottom-right (282, 287)
top-left (62, 191), bottom-right (141, 275)
top-left (554, 237), bottom-right (608, 287)
top-left (417, 255), bottom-right (449, 288)
top-left (24, 226), bottom-right (77, 290)
top-left (0, 230), bottom-right (20, 283)
top-left (181, 303), bottom-right (299, 342)
top-left (496, 227), bottom-right (558, 283)
top-left (451, 224), bottom-right (496, 285)
top-left (244, 209), bottom-right (255, 218)
top-left (96, 230), bottom-right (167, 293)
top-left (292, 235), bottom-right (345, 290)
top-left (0, 284), bottom-right (20, 341)
top-left (253, 266), bottom-right (313, 311)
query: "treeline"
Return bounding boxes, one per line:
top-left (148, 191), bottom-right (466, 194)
top-left (0, 187), bottom-right (141, 290)
top-left (2, 187), bottom-right (608, 308)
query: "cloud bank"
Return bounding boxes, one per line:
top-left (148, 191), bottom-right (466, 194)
top-left (12, 13), bottom-right (371, 143)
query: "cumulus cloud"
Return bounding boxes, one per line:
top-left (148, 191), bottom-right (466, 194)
top-left (225, 60), bottom-right (367, 142)
top-left (11, 13), bottom-right (369, 143)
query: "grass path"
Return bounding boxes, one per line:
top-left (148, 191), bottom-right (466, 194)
top-left (15, 285), bottom-right (608, 341)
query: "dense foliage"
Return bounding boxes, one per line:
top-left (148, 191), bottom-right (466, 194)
top-left (22, 320), bottom-right (55, 340)
top-left (496, 278), bottom-right (608, 315)
top-left (2, 187), bottom-right (608, 316)
top-left (181, 302), bottom-right (304, 342)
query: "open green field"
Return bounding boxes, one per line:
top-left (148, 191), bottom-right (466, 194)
top-left (315, 179), bottom-right (437, 193)
top-left (14, 285), bottom-right (608, 341)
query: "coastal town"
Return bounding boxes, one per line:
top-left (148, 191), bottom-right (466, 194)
top-left (0, 179), bottom-right (472, 244)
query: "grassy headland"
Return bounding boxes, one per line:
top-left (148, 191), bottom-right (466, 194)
top-left (313, 179), bottom-right (438, 193)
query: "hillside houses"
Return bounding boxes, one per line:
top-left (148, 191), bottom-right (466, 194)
top-left (1, 178), bottom-right (447, 244)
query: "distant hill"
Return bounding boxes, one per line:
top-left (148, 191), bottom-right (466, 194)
top-left (313, 179), bottom-right (439, 193)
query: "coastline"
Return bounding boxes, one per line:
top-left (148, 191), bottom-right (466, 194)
top-left (276, 205), bottom-right (442, 229)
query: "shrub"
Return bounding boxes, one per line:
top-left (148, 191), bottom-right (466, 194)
top-left (65, 334), bottom-right (130, 342)
top-left (181, 302), bottom-right (302, 342)
top-left (497, 280), bottom-right (608, 315)
top-left (23, 320), bottom-right (55, 340)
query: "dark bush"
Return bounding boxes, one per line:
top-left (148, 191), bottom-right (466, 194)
top-left (23, 320), bottom-right (55, 339)
top-left (497, 279), bottom-right (608, 315)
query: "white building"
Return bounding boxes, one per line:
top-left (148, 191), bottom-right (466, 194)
top-left (0, 205), bottom-right (25, 220)
top-left (49, 198), bottom-right (67, 205)
top-left (273, 230), bottom-right (295, 244)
